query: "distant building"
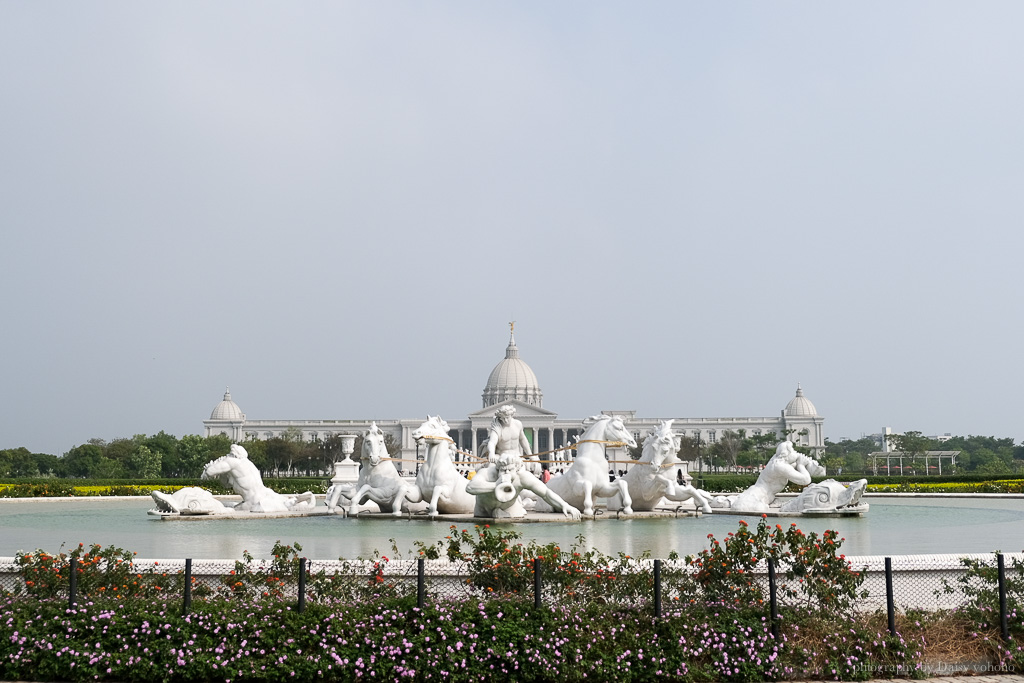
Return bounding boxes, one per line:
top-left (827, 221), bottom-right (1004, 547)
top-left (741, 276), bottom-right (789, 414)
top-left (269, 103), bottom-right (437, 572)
top-left (204, 330), bottom-right (826, 467)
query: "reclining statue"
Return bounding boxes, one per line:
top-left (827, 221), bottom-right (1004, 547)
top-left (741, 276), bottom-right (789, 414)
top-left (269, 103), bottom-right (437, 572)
top-left (201, 444), bottom-right (316, 513)
top-left (710, 441), bottom-right (866, 515)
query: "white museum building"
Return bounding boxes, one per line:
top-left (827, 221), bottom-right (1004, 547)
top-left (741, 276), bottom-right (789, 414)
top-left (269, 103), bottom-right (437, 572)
top-left (204, 331), bottom-right (825, 468)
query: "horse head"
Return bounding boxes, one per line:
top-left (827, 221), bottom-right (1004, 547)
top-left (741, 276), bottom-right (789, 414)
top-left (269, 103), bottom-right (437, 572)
top-left (581, 414), bottom-right (637, 449)
top-left (412, 415), bottom-right (451, 442)
top-left (642, 420), bottom-right (678, 467)
top-left (361, 422), bottom-right (388, 466)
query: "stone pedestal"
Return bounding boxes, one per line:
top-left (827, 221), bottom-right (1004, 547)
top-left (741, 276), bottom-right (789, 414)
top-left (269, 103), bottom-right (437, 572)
top-left (331, 459), bottom-right (359, 486)
top-left (331, 434), bottom-right (360, 486)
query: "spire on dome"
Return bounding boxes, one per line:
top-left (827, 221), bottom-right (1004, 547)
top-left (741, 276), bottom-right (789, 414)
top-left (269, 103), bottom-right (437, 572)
top-left (784, 383), bottom-right (818, 417)
top-left (505, 327), bottom-right (520, 360)
top-left (210, 387), bottom-right (245, 421)
top-left (483, 324), bottom-right (542, 408)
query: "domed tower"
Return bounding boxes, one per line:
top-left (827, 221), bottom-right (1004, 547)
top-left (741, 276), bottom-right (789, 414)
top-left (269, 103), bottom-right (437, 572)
top-left (204, 387), bottom-right (246, 440)
top-left (781, 383), bottom-right (824, 454)
top-left (482, 326), bottom-right (543, 408)
top-left (784, 384), bottom-right (818, 418)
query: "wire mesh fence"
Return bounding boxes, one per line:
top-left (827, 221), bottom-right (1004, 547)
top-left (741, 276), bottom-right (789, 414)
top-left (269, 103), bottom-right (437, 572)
top-left (2, 552), bottom-right (1021, 637)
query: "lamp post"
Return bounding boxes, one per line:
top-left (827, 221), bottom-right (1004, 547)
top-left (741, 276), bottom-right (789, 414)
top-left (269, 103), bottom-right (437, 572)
top-left (695, 434), bottom-right (703, 490)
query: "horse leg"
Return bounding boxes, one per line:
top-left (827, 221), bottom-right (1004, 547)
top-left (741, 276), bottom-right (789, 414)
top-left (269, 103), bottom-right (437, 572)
top-left (325, 485), bottom-right (342, 512)
top-left (686, 484), bottom-right (713, 513)
top-left (428, 487), bottom-right (444, 515)
top-left (617, 479), bottom-right (633, 515)
top-left (581, 479), bottom-right (595, 517)
top-left (349, 484), bottom-right (372, 516)
top-left (391, 483), bottom-right (412, 517)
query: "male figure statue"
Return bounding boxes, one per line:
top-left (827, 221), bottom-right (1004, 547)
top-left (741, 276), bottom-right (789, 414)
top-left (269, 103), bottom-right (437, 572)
top-left (467, 451), bottom-right (581, 519)
top-left (486, 405), bottom-right (540, 474)
top-left (202, 444), bottom-right (315, 513)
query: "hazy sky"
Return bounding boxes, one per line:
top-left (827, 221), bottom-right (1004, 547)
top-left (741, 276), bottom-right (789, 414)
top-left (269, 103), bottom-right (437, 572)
top-left (2, 2), bottom-right (1022, 456)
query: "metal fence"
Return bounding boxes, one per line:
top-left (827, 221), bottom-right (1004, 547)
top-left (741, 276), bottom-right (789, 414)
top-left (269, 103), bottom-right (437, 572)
top-left (1, 552), bottom-right (1021, 639)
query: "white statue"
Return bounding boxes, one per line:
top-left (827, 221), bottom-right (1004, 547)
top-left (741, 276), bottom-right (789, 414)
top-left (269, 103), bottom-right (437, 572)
top-left (726, 441), bottom-right (814, 512)
top-left (779, 478), bottom-right (868, 513)
top-left (150, 487), bottom-right (231, 515)
top-left (535, 414), bottom-right (636, 517)
top-left (402, 416), bottom-right (475, 515)
top-left (201, 444), bottom-right (316, 513)
top-left (342, 422), bottom-right (413, 516)
top-left (619, 420), bottom-right (713, 513)
top-left (466, 451), bottom-right (581, 519)
top-left (481, 405), bottom-right (541, 474)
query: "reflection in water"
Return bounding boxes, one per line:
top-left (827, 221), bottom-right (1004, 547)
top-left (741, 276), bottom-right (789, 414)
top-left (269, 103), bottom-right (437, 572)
top-left (1, 497), bottom-right (1023, 560)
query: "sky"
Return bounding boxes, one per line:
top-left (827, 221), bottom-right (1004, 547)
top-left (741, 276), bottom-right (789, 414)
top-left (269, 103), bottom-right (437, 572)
top-left (2, 2), bottom-right (1022, 457)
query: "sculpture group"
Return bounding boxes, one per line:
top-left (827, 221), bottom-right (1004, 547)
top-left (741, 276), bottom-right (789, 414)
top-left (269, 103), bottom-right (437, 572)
top-left (706, 441), bottom-right (867, 515)
top-left (150, 444), bottom-right (316, 516)
top-left (152, 408), bottom-right (867, 520)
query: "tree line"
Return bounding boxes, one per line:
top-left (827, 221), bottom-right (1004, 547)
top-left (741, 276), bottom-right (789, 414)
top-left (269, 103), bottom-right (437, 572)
top-left (2, 428), bottom-right (1020, 480)
top-left (660, 429), bottom-right (1023, 476)
top-left (823, 431), bottom-right (1024, 475)
top-left (0, 428), bottom-right (398, 480)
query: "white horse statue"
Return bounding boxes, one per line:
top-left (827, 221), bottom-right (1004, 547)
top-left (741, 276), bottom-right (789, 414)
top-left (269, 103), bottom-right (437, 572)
top-left (201, 444), bottom-right (316, 513)
top-left (404, 416), bottom-right (475, 515)
top-left (536, 414), bottom-right (637, 517)
top-left (342, 422), bottom-right (412, 516)
top-left (617, 420), bottom-right (712, 513)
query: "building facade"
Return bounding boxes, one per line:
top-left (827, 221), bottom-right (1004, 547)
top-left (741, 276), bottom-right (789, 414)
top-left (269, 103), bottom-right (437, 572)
top-left (204, 331), bottom-right (825, 468)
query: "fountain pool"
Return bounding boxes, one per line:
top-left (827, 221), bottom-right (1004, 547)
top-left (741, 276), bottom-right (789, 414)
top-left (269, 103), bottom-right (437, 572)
top-left (1, 496), bottom-right (1023, 560)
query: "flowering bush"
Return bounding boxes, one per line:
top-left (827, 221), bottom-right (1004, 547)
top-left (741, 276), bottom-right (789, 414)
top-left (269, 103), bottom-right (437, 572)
top-left (682, 516), bottom-right (867, 613)
top-left (415, 524), bottom-right (656, 604)
top-left (14, 543), bottom-right (180, 600)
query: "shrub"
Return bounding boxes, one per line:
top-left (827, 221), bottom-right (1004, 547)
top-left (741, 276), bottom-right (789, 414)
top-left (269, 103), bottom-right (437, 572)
top-left (682, 516), bottom-right (867, 614)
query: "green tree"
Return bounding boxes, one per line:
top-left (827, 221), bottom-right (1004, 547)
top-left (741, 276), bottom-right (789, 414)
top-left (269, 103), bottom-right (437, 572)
top-left (175, 435), bottom-right (213, 478)
top-left (710, 429), bottom-right (745, 468)
top-left (61, 443), bottom-right (105, 478)
top-left (126, 444), bottom-right (163, 479)
top-left (33, 452), bottom-right (61, 477)
top-left (0, 448), bottom-right (39, 477)
top-left (265, 437), bottom-right (300, 476)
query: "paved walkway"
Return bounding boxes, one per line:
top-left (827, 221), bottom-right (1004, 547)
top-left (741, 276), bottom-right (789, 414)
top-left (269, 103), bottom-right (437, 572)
top-left (796, 677), bottom-right (1023, 683)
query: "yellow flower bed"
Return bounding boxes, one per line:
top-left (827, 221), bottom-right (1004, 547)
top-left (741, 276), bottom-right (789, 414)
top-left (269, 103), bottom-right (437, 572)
top-left (867, 480), bottom-right (1024, 493)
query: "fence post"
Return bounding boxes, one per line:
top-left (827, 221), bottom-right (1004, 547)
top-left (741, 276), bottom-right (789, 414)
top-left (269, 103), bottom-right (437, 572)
top-left (885, 557), bottom-right (896, 636)
top-left (417, 558), bottom-right (425, 609)
top-left (653, 559), bottom-right (662, 619)
top-left (68, 557), bottom-right (78, 609)
top-left (534, 558), bottom-right (542, 609)
top-left (183, 559), bottom-right (192, 616)
top-left (997, 553), bottom-right (1009, 641)
top-left (297, 558), bottom-right (307, 613)
top-left (767, 558), bottom-right (779, 640)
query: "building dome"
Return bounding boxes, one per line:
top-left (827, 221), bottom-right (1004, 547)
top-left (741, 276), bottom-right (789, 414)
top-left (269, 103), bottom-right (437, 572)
top-left (784, 384), bottom-right (818, 417)
top-left (210, 388), bottom-right (245, 421)
top-left (482, 330), bottom-right (543, 408)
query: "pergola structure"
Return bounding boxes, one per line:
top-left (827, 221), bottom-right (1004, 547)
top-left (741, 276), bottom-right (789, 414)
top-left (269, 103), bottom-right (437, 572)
top-left (868, 450), bottom-right (960, 476)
